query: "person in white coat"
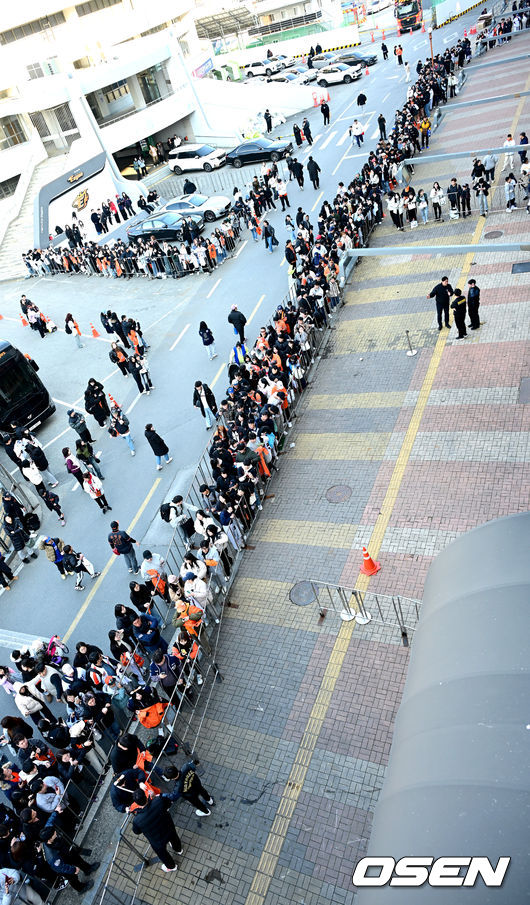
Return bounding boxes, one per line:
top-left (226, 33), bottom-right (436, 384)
top-left (82, 472), bottom-right (111, 513)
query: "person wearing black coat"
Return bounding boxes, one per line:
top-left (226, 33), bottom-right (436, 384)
top-left (67, 409), bottom-right (93, 444)
top-left (84, 380), bottom-right (110, 428)
top-left (193, 381), bottom-right (218, 430)
top-left (306, 157), bottom-right (321, 190)
top-left (131, 791), bottom-right (182, 871)
top-left (144, 424), bottom-right (172, 470)
top-left (114, 604), bottom-right (138, 645)
top-left (227, 305), bottom-right (247, 344)
top-left (4, 516), bottom-right (36, 564)
top-left (183, 178), bottom-right (196, 195)
top-left (111, 767), bottom-right (144, 812)
top-left (129, 581), bottom-right (152, 612)
top-left (2, 491), bottom-right (25, 523)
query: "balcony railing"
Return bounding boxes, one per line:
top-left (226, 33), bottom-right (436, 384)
top-left (96, 88), bottom-right (174, 128)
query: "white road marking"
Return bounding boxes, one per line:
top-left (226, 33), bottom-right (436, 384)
top-left (337, 128), bottom-right (352, 147)
top-left (320, 129), bottom-right (338, 150)
top-left (70, 482), bottom-right (80, 493)
top-left (52, 398), bottom-right (78, 409)
top-left (234, 239), bottom-right (248, 259)
top-left (280, 256), bottom-right (286, 267)
top-left (125, 393), bottom-right (143, 416)
top-left (444, 31), bottom-right (458, 43)
top-left (382, 91), bottom-right (391, 102)
top-left (170, 322), bottom-right (191, 352)
top-left (0, 629), bottom-right (45, 650)
top-left (370, 129), bottom-right (379, 139)
top-left (211, 361), bottom-right (226, 390)
top-left (206, 277), bottom-right (221, 299)
top-left (96, 450), bottom-right (102, 458)
top-left (387, 75), bottom-right (400, 79)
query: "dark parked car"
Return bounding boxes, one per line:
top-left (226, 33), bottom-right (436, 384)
top-left (226, 137), bottom-right (293, 169)
top-left (335, 49), bottom-right (378, 67)
top-left (127, 211), bottom-right (204, 243)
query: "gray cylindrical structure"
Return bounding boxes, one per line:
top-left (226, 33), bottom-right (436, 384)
top-left (356, 512), bottom-right (530, 904)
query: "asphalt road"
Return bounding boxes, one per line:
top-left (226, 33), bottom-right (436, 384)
top-left (0, 5), bottom-right (486, 724)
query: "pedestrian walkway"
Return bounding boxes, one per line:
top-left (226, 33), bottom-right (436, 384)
top-left (92, 34), bottom-right (530, 905)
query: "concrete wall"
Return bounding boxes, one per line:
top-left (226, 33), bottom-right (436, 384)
top-left (432, 0), bottom-right (480, 27)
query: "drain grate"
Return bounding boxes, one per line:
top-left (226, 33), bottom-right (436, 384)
top-left (325, 484), bottom-right (352, 503)
top-left (289, 581), bottom-right (319, 607)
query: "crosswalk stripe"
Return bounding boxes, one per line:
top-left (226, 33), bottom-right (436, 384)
top-left (370, 129), bottom-right (379, 140)
top-left (320, 130), bottom-right (337, 150)
top-left (337, 128), bottom-right (351, 147)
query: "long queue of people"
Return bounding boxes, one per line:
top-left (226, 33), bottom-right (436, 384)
top-left (1, 14), bottom-right (520, 896)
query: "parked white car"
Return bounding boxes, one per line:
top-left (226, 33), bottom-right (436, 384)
top-left (317, 63), bottom-right (363, 86)
top-left (310, 52), bottom-right (339, 69)
top-left (162, 193), bottom-right (232, 223)
top-left (287, 64), bottom-right (318, 83)
top-left (168, 143), bottom-right (227, 175)
top-left (242, 59), bottom-right (282, 77)
top-left (266, 71), bottom-right (309, 86)
top-left (269, 53), bottom-right (297, 69)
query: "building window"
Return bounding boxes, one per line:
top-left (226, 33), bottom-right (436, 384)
top-left (0, 115), bottom-right (28, 150)
top-left (54, 104), bottom-right (77, 133)
top-left (0, 13), bottom-right (66, 45)
top-left (75, 0), bottom-right (122, 16)
top-left (27, 63), bottom-right (44, 80)
top-left (29, 111), bottom-right (50, 138)
top-left (27, 59), bottom-right (60, 80)
top-left (0, 175), bottom-right (21, 200)
top-left (102, 79), bottom-right (130, 102)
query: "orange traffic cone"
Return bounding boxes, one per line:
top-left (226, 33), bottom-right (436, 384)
top-left (464, 28), bottom-right (467, 37)
top-left (20, 313), bottom-right (28, 327)
top-left (409, 27), bottom-right (413, 35)
top-left (0, 313), bottom-right (3, 320)
top-left (360, 547), bottom-right (381, 576)
top-left (90, 322), bottom-right (100, 338)
top-left (382, 29), bottom-right (385, 39)
top-left (371, 31), bottom-right (374, 42)
top-left (365, 66), bottom-right (369, 75)
top-left (421, 20), bottom-right (425, 32)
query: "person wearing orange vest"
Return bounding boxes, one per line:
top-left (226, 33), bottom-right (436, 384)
top-left (109, 342), bottom-right (129, 376)
top-left (64, 313), bottom-right (84, 349)
top-left (140, 550), bottom-right (168, 600)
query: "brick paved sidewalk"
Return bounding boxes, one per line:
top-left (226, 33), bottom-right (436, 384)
top-left (92, 35), bottom-right (530, 905)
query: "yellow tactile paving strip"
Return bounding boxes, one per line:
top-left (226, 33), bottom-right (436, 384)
top-left (289, 431), bottom-right (391, 459)
top-left (307, 390), bottom-right (407, 410)
top-left (251, 518), bottom-right (356, 548)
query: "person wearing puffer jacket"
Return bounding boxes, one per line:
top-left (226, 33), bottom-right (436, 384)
top-left (13, 682), bottom-right (55, 726)
top-left (38, 536), bottom-right (67, 578)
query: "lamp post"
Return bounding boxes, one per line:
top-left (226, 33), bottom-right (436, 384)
top-left (428, 27), bottom-right (434, 66)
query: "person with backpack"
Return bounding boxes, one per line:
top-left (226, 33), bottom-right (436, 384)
top-left (109, 342), bottom-right (129, 376)
top-left (198, 321), bottom-right (217, 360)
top-left (62, 545), bottom-right (100, 591)
top-left (64, 313), bottom-right (84, 349)
top-left (108, 520), bottom-right (139, 573)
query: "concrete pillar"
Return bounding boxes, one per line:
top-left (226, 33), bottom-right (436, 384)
top-left (127, 74), bottom-right (146, 111)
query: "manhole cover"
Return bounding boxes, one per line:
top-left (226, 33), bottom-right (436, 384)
top-left (289, 580), bottom-right (320, 607)
top-left (484, 230), bottom-right (503, 239)
top-left (512, 262), bottom-right (530, 274)
top-left (325, 484), bottom-right (352, 503)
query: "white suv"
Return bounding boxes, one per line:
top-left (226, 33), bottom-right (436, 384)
top-left (242, 59), bottom-right (282, 78)
top-left (168, 144), bottom-right (227, 176)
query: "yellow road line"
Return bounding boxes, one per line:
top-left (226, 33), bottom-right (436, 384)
top-left (247, 293), bottom-right (266, 327)
top-left (63, 479), bottom-right (161, 643)
top-left (243, 81), bottom-right (530, 905)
